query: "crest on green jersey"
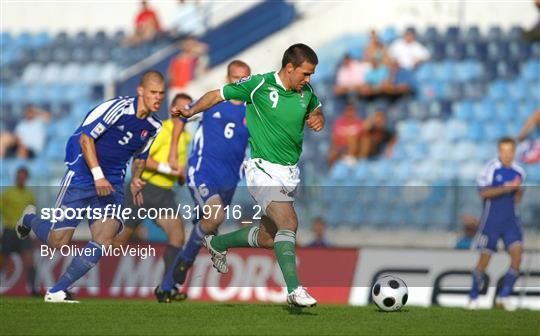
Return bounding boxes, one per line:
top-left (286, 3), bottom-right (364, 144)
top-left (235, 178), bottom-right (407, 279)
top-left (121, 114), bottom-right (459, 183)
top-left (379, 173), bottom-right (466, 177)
top-left (235, 76), bottom-right (251, 85)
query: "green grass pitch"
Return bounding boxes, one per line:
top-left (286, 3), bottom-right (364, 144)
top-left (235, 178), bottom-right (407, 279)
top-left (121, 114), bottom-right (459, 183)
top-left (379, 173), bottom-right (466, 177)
top-left (1, 297), bottom-right (538, 335)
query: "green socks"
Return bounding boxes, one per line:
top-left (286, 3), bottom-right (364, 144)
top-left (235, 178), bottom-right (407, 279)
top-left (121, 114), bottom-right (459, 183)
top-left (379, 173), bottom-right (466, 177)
top-left (210, 226), bottom-right (259, 252)
top-left (274, 229), bottom-right (300, 293)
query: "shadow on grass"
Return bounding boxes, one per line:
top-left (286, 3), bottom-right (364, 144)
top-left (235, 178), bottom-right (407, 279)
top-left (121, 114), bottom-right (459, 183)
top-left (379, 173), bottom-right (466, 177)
top-left (282, 305), bottom-right (318, 316)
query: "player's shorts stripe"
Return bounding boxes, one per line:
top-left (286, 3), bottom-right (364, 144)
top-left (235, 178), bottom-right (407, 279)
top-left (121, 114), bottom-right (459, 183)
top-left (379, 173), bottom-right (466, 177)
top-left (250, 78), bottom-right (265, 120)
top-left (54, 170), bottom-right (75, 209)
top-left (254, 161), bottom-right (273, 179)
top-left (473, 200), bottom-right (491, 250)
top-left (188, 169), bottom-right (205, 207)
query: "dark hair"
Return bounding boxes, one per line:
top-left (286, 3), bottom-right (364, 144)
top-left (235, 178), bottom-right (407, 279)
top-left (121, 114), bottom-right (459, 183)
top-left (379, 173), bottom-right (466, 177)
top-left (227, 60), bottom-right (251, 76)
top-left (498, 136), bottom-right (517, 147)
top-left (281, 43), bottom-right (318, 69)
top-left (16, 166), bottom-right (29, 176)
top-left (171, 93), bottom-right (193, 106)
top-left (139, 70), bottom-right (165, 86)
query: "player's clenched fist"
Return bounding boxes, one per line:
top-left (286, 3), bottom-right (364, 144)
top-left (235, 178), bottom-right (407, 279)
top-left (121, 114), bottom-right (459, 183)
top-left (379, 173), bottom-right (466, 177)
top-left (170, 105), bottom-right (192, 118)
top-left (95, 178), bottom-right (115, 196)
top-left (306, 112), bottom-right (325, 132)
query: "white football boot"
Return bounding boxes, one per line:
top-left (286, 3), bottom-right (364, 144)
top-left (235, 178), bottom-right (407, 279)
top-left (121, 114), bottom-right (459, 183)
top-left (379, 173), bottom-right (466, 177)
top-left (202, 235), bottom-right (228, 273)
top-left (495, 297), bottom-right (517, 312)
top-left (44, 290), bottom-right (80, 303)
top-left (465, 299), bottom-right (479, 310)
top-left (16, 205), bottom-right (36, 239)
top-left (287, 286), bottom-right (317, 307)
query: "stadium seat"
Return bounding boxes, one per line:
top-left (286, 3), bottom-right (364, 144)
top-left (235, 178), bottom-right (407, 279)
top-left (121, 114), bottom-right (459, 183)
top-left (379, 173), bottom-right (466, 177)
top-left (444, 42), bottom-right (466, 60)
top-left (496, 60), bottom-right (520, 79)
top-left (454, 100), bottom-right (473, 122)
top-left (32, 31), bottom-right (50, 48)
top-left (418, 81), bottom-right (443, 101)
top-left (487, 26), bottom-right (504, 41)
top-left (462, 81), bottom-right (486, 100)
top-left (531, 42), bottom-right (540, 58)
top-left (453, 141), bottom-right (477, 162)
top-left (421, 119), bottom-right (445, 143)
top-left (508, 78), bottom-right (529, 101)
top-left (483, 122), bottom-right (506, 142)
top-left (508, 41), bottom-right (531, 62)
top-left (420, 26), bottom-right (439, 43)
top-left (487, 41), bottom-right (509, 61)
top-left (445, 26), bottom-right (460, 40)
top-left (406, 100), bottom-right (429, 119)
top-left (15, 32), bottom-right (33, 48)
top-left (21, 62), bottom-right (43, 83)
top-left (415, 62), bottom-right (435, 82)
top-left (508, 26), bottom-right (523, 40)
top-left (396, 119), bottom-right (421, 141)
top-left (425, 41), bottom-right (445, 61)
top-left (458, 161), bottom-right (483, 182)
top-left (380, 26), bottom-right (398, 44)
top-left (466, 122), bottom-right (484, 142)
top-left (521, 60), bottom-right (540, 82)
top-left (488, 79), bottom-right (509, 100)
top-left (444, 119), bottom-right (468, 142)
top-left (472, 99), bottom-right (495, 122)
top-left (494, 100), bottom-right (517, 122)
top-left (463, 26), bottom-right (481, 42)
top-left (41, 63), bottom-right (63, 83)
top-left (465, 41), bottom-right (487, 60)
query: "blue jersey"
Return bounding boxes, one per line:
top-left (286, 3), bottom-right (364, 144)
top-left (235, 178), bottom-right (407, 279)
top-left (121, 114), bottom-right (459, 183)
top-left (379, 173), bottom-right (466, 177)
top-left (477, 158), bottom-right (526, 223)
top-left (65, 96), bottom-right (162, 186)
top-left (187, 101), bottom-right (249, 186)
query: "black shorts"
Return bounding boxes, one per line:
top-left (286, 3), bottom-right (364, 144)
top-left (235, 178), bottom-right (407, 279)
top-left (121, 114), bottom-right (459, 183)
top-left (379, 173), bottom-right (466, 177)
top-left (123, 183), bottom-right (177, 229)
top-left (1, 228), bottom-right (33, 254)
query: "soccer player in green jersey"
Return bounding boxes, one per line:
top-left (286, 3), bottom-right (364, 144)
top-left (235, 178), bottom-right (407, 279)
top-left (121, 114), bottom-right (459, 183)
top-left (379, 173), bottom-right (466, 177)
top-left (175, 43), bottom-right (324, 307)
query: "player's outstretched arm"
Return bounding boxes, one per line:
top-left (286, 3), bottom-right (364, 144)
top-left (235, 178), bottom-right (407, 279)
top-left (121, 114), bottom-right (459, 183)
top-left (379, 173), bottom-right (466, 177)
top-left (130, 158), bottom-right (147, 206)
top-left (168, 118), bottom-right (185, 170)
top-left (172, 89), bottom-right (224, 119)
top-left (306, 108), bottom-right (325, 132)
top-left (79, 134), bottom-right (115, 196)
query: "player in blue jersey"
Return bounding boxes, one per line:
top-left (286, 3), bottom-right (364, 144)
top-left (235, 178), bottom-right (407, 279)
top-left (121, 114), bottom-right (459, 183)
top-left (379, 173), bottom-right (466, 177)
top-left (467, 137), bottom-right (526, 311)
top-left (15, 71), bottom-right (167, 303)
top-left (154, 60), bottom-right (251, 302)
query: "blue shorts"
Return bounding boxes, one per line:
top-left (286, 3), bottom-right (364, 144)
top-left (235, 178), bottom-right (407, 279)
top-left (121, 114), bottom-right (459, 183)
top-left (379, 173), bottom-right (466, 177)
top-left (474, 217), bottom-right (523, 253)
top-left (186, 169), bottom-right (236, 208)
top-left (51, 170), bottom-right (125, 232)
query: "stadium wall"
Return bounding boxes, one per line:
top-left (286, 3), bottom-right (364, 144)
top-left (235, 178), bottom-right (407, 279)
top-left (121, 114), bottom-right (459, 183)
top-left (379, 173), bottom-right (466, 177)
top-left (2, 244), bottom-right (539, 310)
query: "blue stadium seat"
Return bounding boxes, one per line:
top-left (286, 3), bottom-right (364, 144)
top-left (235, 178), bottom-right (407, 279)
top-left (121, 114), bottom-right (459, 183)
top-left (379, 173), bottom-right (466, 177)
top-left (416, 160), bottom-right (440, 181)
top-left (444, 119), bottom-right (468, 142)
top-left (453, 141), bottom-right (478, 162)
top-left (454, 100), bottom-right (474, 122)
top-left (422, 119), bottom-right (446, 142)
top-left (444, 42), bottom-right (465, 60)
top-left (0, 32), bottom-right (12, 49)
top-left (406, 101), bottom-right (429, 119)
top-left (466, 122), bottom-right (484, 142)
top-left (532, 42), bottom-right (540, 58)
top-left (462, 81), bottom-right (486, 100)
top-left (418, 81), bottom-right (443, 101)
top-left (420, 26), bottom-right (439, 43)
top-left (465, 40), bottom-right (487, 60)
top-left (396, 119), bottom-right (421, 141)
top-left (32, 31), bottom-right (50, 48)
top-left (483, 122), bottom-right (507, 142)
top-left (508, 78), bottom-right (529, 101)
top-left (415, 62), bottom-right (435, 82)
top-left (463, 26), bottom-right (481, 42)
top-left (508, 26), bottom-right (523, 40)
top-left (15, 32), bottom-right (33, 48)
top-left (442, 83), bottom-right (462, 101)
top-left (42, 63), bottom-right (63, 83)
top-left (475, 143), bottom-right (495, 163)
top-left (487, 41), bottom-right (509, 61)
top-left (21, 63), bottom-right (43, 83)
top-left (494, 100), bottom-right (517, 122)
top-left (435, 60), bottom-right (456, 82)
top-left (328, 160), bottom-right (353, 182)
top-left (405, 142), bottom-right (429, 161)
top-left (428, 100), bottom-right (452, 119)
top-left (425, 41), bottom-right (445, 61)
top-left (458, 162), bottom-right (483, 182)
top-left (518, 100), bottom-right (537, 121)
top-left (445, 26), bottom-right (460, 40)
top-left (509, 41), bottom-right (531, 62)
top-left (496, 60), bottom-right (520, 79)
top-left (521, 60), bottom-right (540, 82)
top-left (488, 79), bottom-right (509, 100)
top-left (456, 60), bottom-right (483, 82)
top-left (487, 26), bottom-right (504, 41)
top-left (472, 99), bottom-right (495, 122)
top-left (380, 26), bottom-right (398, 44)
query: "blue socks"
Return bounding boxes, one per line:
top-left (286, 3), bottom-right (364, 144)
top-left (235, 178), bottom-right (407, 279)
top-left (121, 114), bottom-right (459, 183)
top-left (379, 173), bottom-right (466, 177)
top-left (160, 223), bottom-right (208, 291)
top-left (498, 268), bottom-right (519, 298)
top-left (25, 214), bottom-right (53, 244)
top-left (469, 269), bottom-right (484, 299)
top-left (50, 241), bottom-right (103, 293)
top-left (179, 223), bottom-right (207, 263)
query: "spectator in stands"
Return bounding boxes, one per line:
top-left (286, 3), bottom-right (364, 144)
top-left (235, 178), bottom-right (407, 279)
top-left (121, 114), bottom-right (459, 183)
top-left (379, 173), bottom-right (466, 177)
top-left (169, 0), bottom-right (206, 39)
top-left (334, 54), bottom-right (371, 97)
top-left (327, 102), bottom-right (364, 167)
top-left (125, 0), bottom-right (161, 45)
top-left (0, 167), bottom-right (38, 296)
top-left (363, 30), bottom-right (389, 64)
top-left (358, 110), bottom-right (397, 160)
top-left (0, 106), bottom-right (51, 159)
top-left (516, 108), bottom-right (540, 164)
top-left (306, 217), bottom-right (331, 248)
top-left (168, 37), bottom-right (208, 92)
top-left (455, 214), bottom-right (479, 250)
top-left (389, 28), bottom-right (430, 70)
top-left (359, 53), bottom-right (390, 98)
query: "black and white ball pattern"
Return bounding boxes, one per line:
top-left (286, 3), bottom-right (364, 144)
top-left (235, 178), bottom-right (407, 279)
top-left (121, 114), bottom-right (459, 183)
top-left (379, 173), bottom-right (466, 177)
top-left (371, 275), bottom-right (408, 312)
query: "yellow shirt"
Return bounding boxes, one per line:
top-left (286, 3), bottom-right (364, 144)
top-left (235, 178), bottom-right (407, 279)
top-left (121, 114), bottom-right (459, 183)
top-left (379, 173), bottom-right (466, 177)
top-left (0, 186), bottom-right (36, 229)
top-left (142, 119), bottom-right (191, 189)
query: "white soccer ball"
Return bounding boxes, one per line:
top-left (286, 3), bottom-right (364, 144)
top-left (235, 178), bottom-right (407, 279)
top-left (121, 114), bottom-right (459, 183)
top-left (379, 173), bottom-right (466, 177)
top-left (371, 275), bottom-right (408, 312)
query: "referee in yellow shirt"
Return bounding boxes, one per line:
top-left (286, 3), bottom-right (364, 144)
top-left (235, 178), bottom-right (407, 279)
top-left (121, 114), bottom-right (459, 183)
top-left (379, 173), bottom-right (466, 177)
top-left (114, 93), bottom-right (192, 284)
top-left (1, 166), bottom-right (38, 295)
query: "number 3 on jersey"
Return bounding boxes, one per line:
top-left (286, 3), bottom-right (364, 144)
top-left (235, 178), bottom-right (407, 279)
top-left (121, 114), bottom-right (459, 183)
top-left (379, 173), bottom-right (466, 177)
top-left (224, 122), bottom-right (235, 139)
top-left (269, 90), bottom-right (279, 108)
top-left (118, 131), bottom-right (133, 145)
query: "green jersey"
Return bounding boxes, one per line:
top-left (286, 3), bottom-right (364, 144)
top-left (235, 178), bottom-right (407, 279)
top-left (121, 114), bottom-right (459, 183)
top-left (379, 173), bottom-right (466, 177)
top-left (221, 71), bottom-right (321, 165)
